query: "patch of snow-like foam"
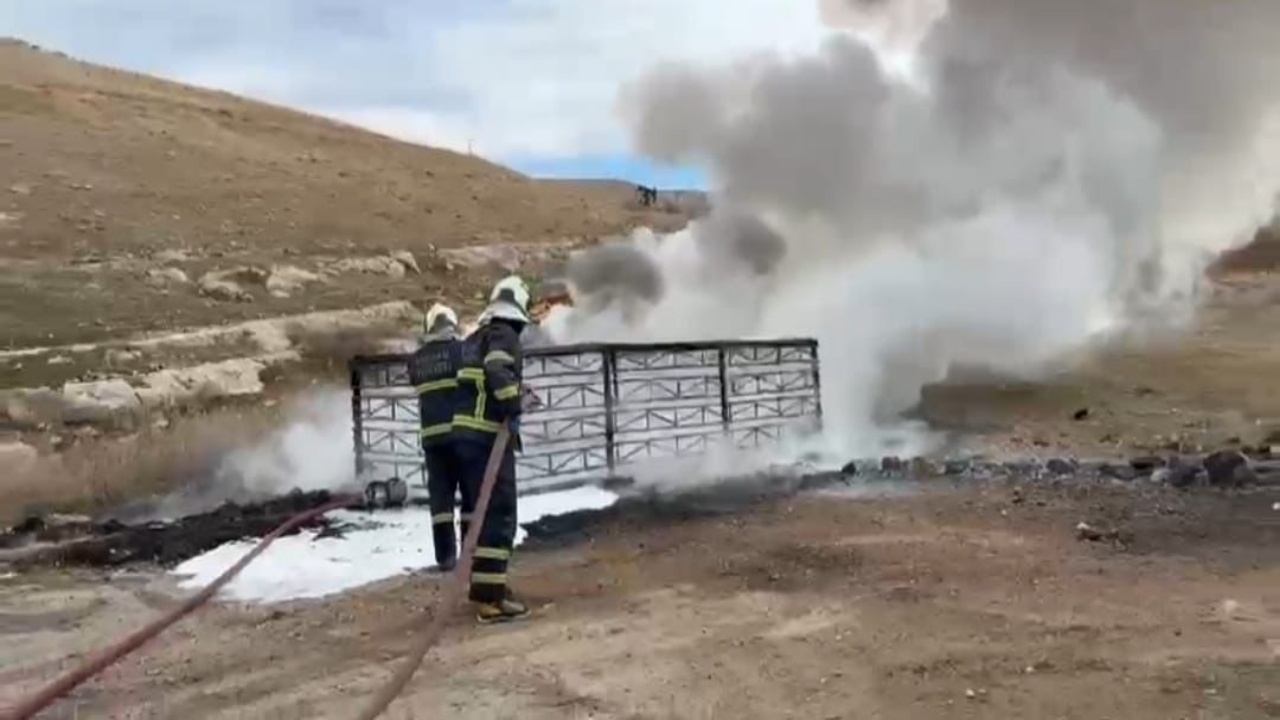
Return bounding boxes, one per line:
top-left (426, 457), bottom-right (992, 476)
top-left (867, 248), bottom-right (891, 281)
top-left (171, 486), bottom-right (619, 604)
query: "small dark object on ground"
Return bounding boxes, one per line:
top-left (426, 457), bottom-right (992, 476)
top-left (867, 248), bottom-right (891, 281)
top-left (1045, 458), bottom-right (1076, 476)
top-left (1130, 456), bottom-right (1165, 473)
top-left (1072, 408), bottom-right (1090, 421)
top-left (1099, 463), bottom-right (1137, 481)
top-left (1202, 449), bottom-right (1257, 488)
top-left (1075, 522), bottom-right (1133, 547)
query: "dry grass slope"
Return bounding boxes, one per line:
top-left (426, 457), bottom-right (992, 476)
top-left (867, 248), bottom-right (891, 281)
top-left (0, 39), bottom-right (694, 347)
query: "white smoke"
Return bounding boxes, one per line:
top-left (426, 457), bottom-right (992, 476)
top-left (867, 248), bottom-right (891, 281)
top-left (547, 0), bottom-right (1280, 461)
top-left (212, 388), bottom-right (356, 496)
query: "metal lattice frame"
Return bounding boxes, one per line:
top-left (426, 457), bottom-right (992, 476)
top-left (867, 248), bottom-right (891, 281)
top-left (349, 338), bottom-right (822, 496)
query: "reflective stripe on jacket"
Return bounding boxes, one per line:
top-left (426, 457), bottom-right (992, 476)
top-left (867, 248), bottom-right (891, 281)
top-left (407, 333), bottom-right (462, 447)
top-left (452, 320), bottom-right (524, 444)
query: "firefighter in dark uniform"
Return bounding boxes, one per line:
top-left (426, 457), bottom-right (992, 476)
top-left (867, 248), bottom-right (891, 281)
top-left (452, 275), bottom-right (535, 623)
top-left (407, 302), bottom-right (466, 572)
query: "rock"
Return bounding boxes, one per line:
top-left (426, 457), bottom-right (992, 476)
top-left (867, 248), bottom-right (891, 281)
top-left (105, 348), bottom-right (141, 366)
top-left (1202, 449), bottom-right (1256, 488)
top-left (154, 248), bottom-right (192, 264)
top-left (198, 271), bottom-right (253, 302)
top-left (944, 459), bottom-right (973, 475)
top-left (440, 244), bottom-right (522, 272)
top-left (1, 388), bottom-right (66, 429)
top-left (1045, 458), bottom-right (1076, 476)
top-left (1075, 521), bottom-right (1130, 546)
top-left (1072, 408), bottom-right (1090, 421)
top-left (839, 460), bottom-right (859, 476)
top-left (265, 264), bottom-right (325, 298)
top-left (61, 379), bottom-right (141, 428)
top-left (47, 355), bottom-right (72, 366)
top-left (389, 250), bottom-right (420, 274)
top-left (327, 256), bottom-right (406, 279)
top-left (0, 440), bottom-right (38, 474)
top-left (133, 358), bottom-right (269, 410)
top-left (9, 183), bottom-right (32, 196)
top-left (146, 267), bottom-right (190, 287)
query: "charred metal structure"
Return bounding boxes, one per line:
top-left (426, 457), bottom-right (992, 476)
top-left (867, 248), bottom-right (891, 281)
top-left (349, 339), bottom-right (822, 496)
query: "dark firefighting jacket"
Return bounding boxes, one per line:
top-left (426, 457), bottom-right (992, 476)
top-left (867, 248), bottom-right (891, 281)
top-left (406, 330), bottom-right (463, 448)
top-left (452, 319), bottom-right (524, 445)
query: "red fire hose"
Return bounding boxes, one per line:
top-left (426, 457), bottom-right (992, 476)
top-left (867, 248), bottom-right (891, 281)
top-left (352, 426), bottom-right (510, 720)
top-left (3, 425), bottom-right (512, 720)
top-left (1, 493), bottom-right (361, 719)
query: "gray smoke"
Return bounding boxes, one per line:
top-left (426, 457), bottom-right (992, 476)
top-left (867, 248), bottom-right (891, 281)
top-left (566, 241), bottom-right (664, 303)
top-left (554, 0), bottom-right (1280, 457)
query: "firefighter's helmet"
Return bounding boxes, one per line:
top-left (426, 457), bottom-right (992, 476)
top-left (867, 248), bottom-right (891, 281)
top-left (424, 302), bottom-right (459, 335)
top-left (483, 275), bottom-right (533, 325)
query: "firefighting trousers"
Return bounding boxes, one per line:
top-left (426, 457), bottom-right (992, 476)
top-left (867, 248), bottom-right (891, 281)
top-left (423, 442), bottom-right (469, 567)
top-left (455, 437), bottom-right (518, 604)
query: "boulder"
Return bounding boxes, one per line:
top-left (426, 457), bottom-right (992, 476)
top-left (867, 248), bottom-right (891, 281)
top-left (198, 267), bottom-right (268, 302)
top-left (133, 357), bottom-right (269, 410)
top-left (0, 388), bottom-right (66, 429)
top-left (61, 379), bottom-right (141, 428)
top-left (146, 267), bottom-right (191, 287)
top-left (389, 250), bottom-right (420, 274)
top-left (105, 348), bottom-right (141, 367)
top-left (198, 272), bottom-right (252, 302)
top-left (265, 264), bottom-right (325, 298)
top-left (327, 256), bottom-right (406, 278)
top-left (440, 245), bottom-right (522, 272)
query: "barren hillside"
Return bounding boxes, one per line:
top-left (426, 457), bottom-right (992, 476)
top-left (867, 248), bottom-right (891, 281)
top-left (0, 39), bottom-right (693, 347)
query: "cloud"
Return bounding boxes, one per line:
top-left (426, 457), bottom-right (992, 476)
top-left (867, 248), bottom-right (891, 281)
top-left (2, 0), bottom-right (829, 160)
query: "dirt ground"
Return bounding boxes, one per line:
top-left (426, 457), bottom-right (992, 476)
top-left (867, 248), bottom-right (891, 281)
top-left (2, 279), bottom-right (1280, 720)
top-left (1, 479), bottom-right (1277, 720)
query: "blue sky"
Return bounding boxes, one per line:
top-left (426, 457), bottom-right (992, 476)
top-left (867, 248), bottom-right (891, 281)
top-left (1, 0), bottom-right (832, 191)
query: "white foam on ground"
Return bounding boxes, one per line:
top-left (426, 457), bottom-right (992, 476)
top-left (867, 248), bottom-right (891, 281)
top-left (170, 486), bottom-right (619, 604)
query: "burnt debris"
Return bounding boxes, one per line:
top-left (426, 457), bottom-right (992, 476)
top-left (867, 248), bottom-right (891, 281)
top-left (1, 490), bottom-right (339, 570)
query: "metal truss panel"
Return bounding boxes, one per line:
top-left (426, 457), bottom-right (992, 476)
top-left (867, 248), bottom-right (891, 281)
top-left (725, 344), bottom-right (817, 367)
top-left (615, 430), bottom-right (718, 464)
top-left (727, 370), bottom-right (815, 396)
top-left (350, 339), bottom-right (822, 496)
top-left (615, 348), bottom-right (719, 372)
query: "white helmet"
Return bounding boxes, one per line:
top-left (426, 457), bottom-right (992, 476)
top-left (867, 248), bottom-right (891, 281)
top-left (483, 275), bottom-right (532, 324)
top-left (424, 302), bottom-right (459, 335)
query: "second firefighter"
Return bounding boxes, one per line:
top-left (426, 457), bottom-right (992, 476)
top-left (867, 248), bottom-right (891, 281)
top-left (452, 275), bottom-right (535, 624)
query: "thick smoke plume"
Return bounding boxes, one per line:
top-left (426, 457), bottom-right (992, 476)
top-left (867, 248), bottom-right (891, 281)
top-left (550, 0), bottom-right (1280, 458)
